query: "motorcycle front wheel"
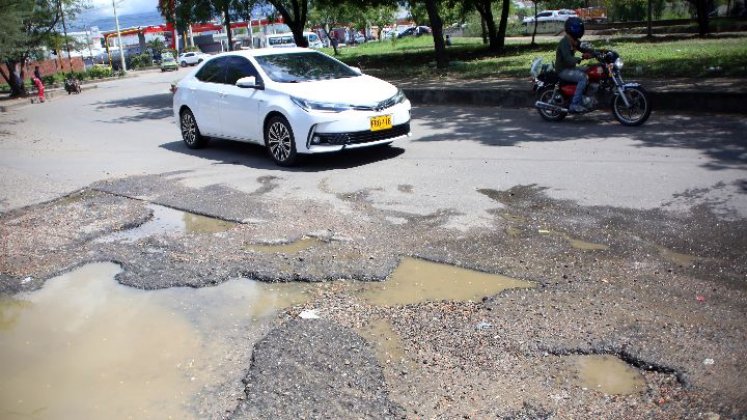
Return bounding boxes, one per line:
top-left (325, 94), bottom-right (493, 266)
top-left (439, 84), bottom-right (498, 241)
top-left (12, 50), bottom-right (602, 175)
top-left (612, 86), bottom-right (651, 126)
top-left (536, 87), bottom-right (567, 122)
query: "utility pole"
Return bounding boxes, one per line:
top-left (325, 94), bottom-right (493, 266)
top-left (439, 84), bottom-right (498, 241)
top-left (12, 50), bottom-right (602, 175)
top-left (112, 0), bottom-right (127, 72)
top-left (58, 0), bottom-right (74, 73)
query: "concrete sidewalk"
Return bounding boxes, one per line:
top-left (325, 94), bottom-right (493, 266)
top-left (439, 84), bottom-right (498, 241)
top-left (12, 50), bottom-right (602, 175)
top-left (393, 76), bottom-right (747, 114)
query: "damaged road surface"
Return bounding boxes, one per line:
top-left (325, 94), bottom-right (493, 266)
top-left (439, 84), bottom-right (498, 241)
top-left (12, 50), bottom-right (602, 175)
top-left (1, 71), bottom-right (746, 419)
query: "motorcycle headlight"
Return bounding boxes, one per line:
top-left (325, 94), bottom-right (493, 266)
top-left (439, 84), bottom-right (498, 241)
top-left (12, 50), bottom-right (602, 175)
top-left (615, 57), bottom-right (624, 69)
top-left (291, 96), bottom-right (354, 113)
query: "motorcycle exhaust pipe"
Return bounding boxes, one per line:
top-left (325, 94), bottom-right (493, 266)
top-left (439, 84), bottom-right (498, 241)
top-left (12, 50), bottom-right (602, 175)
top-left (535, 101), bottom-right (567, 113)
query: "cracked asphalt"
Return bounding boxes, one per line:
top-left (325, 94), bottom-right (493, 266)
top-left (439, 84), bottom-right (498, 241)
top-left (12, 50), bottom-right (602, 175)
top-left (1, 70), bottom-right (746, 419)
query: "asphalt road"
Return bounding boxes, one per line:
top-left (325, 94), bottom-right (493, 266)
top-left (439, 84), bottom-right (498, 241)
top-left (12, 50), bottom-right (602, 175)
top-left (1, 68), bottom-right (745, 221)
top-left (1, 69), bottom-right (746, 418)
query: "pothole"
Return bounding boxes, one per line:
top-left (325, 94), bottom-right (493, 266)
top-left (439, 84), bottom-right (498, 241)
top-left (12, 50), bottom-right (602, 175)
top-left (538, 229), bottom-right (609, 251)
top-left (0, 262), bottom-right (319, 418)
top-left (244, 237), bottom-right (322, 254)
top-left (355, 257), bottom-right (534, 306)
top-left (568, 354), bottom-right (646, 395)
top-left (355, 318), bottom-right (409, 366)
top-left (656, 246), bottom-right (698, 267)
top-left (99, 204), bottom-right (236, 242)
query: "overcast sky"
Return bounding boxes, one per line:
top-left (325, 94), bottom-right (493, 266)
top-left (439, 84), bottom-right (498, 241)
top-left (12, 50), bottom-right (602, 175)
top-left (86, 0), bottom-right (158, 17)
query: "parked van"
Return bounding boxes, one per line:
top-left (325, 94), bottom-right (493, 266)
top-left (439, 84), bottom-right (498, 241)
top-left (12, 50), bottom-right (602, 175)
top-left (304, 32), bottom-right (324, 48)
top-left (266, 33), bottom-right (296, 48)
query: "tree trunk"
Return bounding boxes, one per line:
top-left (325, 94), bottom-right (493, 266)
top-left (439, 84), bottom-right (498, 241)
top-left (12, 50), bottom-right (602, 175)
top-left (224, 6), bottom-right (233, 51)
top-left (272, 0), bottom-right (308, 47)
top-left (531, 1), bottom-right (538, 46)
top-left (481, 17), bottom-right (488, 44)
top-left (476, 2), bottom-right (498, 51)
top-left (496, 0), bottom-right (511, 51)
top-left (2, 60), bottom-right (27, 97)
top-left (424, 0), bottom-right (447, 69)
top-left (696, 0), bottom-right (710, 36)
top-left (647, 0), bottom-right (653, 37)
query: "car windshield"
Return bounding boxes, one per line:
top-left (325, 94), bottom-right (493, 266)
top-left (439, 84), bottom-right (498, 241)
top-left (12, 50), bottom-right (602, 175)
top-left (254, 52), bottom-right (359, 83)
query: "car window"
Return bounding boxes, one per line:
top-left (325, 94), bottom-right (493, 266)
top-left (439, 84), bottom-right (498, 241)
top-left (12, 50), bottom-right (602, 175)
top-left (195, 57), bottom-right (225, 84)
top-left (224, 56), bottom-right (261, 85)
top-left (269, 36), bottom-right (294, 46)
top-left (254, 51), bottom-right (358, 83)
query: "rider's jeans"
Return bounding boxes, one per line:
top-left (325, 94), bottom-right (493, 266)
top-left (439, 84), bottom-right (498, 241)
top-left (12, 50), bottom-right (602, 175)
top-left (559, 68), bottom-right (587, 107)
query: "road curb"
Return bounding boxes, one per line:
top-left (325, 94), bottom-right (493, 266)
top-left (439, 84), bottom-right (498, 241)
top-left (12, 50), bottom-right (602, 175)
top-left (0, 84), bottom-right (98, 112)
top-left (402, 87), bottom-right (747, 114)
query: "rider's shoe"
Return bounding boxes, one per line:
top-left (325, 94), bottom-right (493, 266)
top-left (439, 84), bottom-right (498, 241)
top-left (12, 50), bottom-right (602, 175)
top-left (569, 104), bottom-right (588, 113)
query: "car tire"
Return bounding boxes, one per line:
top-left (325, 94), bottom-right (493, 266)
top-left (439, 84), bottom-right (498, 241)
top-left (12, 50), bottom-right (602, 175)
top-left (180, 108), bottom-right (208, 149)
top-left (265, 115), bottom-right (297, 166)
top-left (180, 61), bottom-right (187, 67)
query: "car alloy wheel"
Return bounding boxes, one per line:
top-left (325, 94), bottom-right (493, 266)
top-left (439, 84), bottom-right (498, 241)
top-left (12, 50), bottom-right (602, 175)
top-left (265, 116), bottom-right (297, 166)
top-left (180, 109), bottom-right (207, 149)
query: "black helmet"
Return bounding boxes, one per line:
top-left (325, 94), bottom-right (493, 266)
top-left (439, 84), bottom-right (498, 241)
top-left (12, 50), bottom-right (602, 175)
top-left (565, 17), bottom-right (584, 39)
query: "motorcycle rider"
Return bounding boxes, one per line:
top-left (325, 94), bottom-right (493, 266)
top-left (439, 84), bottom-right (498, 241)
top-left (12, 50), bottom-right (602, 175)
top-left (556, 17), bottom-right (592, 113)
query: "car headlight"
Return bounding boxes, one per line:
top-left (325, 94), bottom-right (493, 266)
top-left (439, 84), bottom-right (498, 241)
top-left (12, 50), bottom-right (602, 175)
top-left (291, 96), bottom-right (354, 112)
top-left (392, 88), bottom-right (407, 104)
top-left (615, 57), bottom-right (624, 69)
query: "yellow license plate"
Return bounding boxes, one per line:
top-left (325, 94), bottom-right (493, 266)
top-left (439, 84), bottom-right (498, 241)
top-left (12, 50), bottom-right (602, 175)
top-left (370, 115), bottom-right (392, 131)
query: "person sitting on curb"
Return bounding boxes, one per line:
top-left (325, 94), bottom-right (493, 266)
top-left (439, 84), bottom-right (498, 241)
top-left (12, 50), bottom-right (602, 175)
top-left (555, 17), bottom-right (592, 113)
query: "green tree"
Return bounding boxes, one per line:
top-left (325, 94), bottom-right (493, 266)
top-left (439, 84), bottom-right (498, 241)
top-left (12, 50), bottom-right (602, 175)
top-left (160, 0), bottom-right (255, 51)
top-left (1, 0), bottom-right (82, 97)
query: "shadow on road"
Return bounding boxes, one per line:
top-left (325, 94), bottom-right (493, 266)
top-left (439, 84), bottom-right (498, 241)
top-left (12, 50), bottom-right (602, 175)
top-left (159, 139), bottom-right (405, 172)
top-left (413, 106), bottom-right (747, 170)
top-left (93, 92), bottom-right (173, 122)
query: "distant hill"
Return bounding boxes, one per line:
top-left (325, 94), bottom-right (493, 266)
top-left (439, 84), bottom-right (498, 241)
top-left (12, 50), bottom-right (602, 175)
top-left (71, 10), bottom-right (165, 32)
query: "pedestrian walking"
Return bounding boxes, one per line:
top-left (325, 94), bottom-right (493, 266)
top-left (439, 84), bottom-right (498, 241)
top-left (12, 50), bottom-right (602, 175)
top-left (31, 74), bottom-right (45, 103)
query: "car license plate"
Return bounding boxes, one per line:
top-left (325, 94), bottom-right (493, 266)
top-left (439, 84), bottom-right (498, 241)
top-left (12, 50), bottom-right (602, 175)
top-left (370, 115), bottom-right (392, 131)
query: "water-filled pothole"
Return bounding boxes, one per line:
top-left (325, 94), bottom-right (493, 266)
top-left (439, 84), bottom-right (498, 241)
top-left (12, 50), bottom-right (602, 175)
top-left (0, 263), bottom-right (316, 419)
top-left (656, 246), bottom-right (698, 267)
top-left (356, 257), bottom-right (534, 306)
top-left (538, 229), bottom-right (609, 251)
top-left (100, 204), bottom-right (235, 242)
top-left (569, 355), bottom-right (646, 395)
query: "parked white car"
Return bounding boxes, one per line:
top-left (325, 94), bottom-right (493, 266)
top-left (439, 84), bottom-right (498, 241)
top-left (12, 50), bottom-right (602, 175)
top-left (522, 9), bottom-right (578, 25)
top-left (178, 51), bottom-right (210, 66)
top-left (172, 48), bottom-right (412, 166)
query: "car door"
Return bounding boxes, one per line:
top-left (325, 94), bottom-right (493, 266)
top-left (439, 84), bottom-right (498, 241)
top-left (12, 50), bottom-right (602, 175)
top-left (219, 56), bottom-right (265, 142)
top-left (190, 57), bottom-right (227, 137)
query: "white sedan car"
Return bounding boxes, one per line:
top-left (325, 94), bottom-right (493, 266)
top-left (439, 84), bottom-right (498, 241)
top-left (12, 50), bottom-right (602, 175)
top-left (172, 48), bottom-right (411, 166)
top-left (178, 51), bottom-right (210, 66)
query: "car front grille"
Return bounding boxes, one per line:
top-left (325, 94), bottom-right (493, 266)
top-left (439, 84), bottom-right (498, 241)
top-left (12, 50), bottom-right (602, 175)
top-left (316, 122), bottom-right (410, 146)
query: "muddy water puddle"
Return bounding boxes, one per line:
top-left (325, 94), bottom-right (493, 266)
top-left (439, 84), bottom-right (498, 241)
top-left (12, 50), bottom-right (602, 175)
top-left (568, 355), bottom-right (646, 395)
top-left (100, 204), bottom-right (235, 242)
top-left (0, 263), bottom-right (316, 419)
top-left (356, 257), bottom-right (534, 306)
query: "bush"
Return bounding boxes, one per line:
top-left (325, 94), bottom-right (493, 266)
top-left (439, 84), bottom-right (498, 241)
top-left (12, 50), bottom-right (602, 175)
top-left (129, 53), bottom-right (154, 69)
top-left (42, 75), bottom-right (57, 86)
top-left (88, 65), bottom-right (113, 79)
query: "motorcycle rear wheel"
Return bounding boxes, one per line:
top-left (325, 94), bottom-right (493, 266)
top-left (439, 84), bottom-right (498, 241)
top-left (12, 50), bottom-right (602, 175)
top-left (612, 86), bottom-right (651, 126)
top-left (537, 88), bottom-right (567, 122)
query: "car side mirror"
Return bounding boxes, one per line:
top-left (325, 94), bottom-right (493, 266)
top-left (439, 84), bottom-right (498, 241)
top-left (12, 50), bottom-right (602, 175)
top-left (236, 76), bottom-right (259, 88)
top-left (349, 66), bottom-right (362, 75)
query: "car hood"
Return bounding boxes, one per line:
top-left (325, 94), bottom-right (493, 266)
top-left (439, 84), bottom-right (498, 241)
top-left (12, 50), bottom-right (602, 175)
top-left (270, 75), bottom-right (399, 107)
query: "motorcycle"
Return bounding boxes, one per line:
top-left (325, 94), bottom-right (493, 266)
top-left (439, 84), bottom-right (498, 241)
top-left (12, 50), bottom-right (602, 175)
top-left (64, 78), bottom-right (82, 94)
top-left (530, 44), bottom-right (651, 126)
